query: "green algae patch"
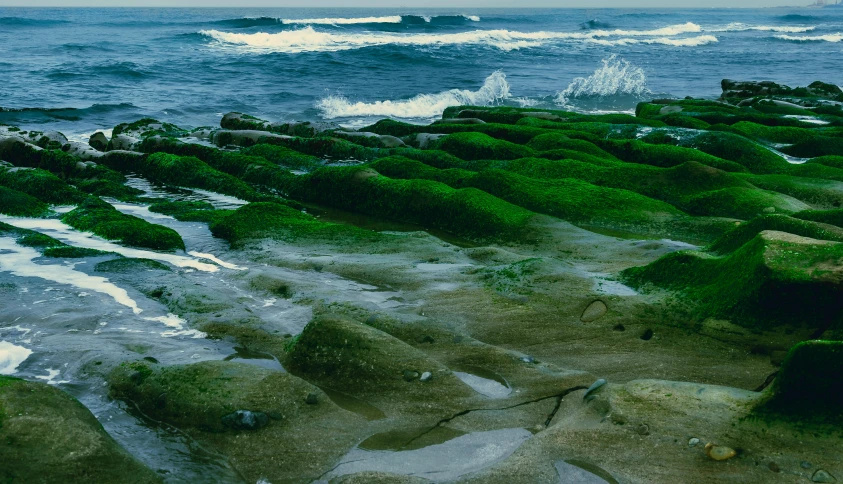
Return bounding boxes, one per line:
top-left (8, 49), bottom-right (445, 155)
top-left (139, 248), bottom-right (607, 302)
top-left (42, 246), bottom-right (114, 258)
top-left (138, 152), bottom-right (261, 202)
top-left (241, 143), bottom-right (322, 171)
top-left (1, 376), bottom-right (161, 483)
top-left (434, 132), bottom-right (534, 161)
top-left (782, 136), bottom-right (843, 159)
top-left (210, 201), bottom-right (382, 246)
top-left (95, 258), bottom-right (171, 273)
top-left (0, 185), bottom-right (50, 217)
top-left (684, 187), bottom-right (809, 220)
top-left (285, 165), bottom-right (535, 240)
top-left (739, 173), bottom-right (843, 209)
top-left (0, 167), bottom-right (86, 205)
top-left (62, 197), bottom-right (185, 251)
top-left (148, 200), bottom-right (233, 225)
top-left (624, 230), bottom-right (843, 330)
top-left (794, 209), bottom-right (843, 229)
top-left (596, 138), bottom-right (748, 173)
top-left (708, 214), bottom-right (843, 254)
top-left (730, 121), bottom-right (823, 144)
top-left (526, 132), bottom-right (619, 160)
top-left (753, 341), bottom-right (843, 425)
top-left (684, 131), bottom-right (790, 174)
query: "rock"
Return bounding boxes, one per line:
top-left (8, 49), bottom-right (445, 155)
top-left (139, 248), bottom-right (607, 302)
top-left (803, 461), bottom-right (814, 469)
top-left (704, 443), bottom-right (736, 461)
top-left (768, 461), bottom-right (780, 473)
top-left (521, 111), bottom-right (563, 121)
top-left (770, 350), bottom-right (788, 366)
top-left (0, 376), bottom-right (161, 483)
top-left (109, 133), bottom-right (140, 151)
top-left (636, 423), bottom-right (650, 436)
top-left (413, 133), bottom-right (447, 149)
top-left (659, 105), bottom-right (683, 115)
top-left (583, 378), bottom-right (607, 399)
top-left (419, 372), bottom-right (432, 382)
top-left (640, 329), bottom-right (654, 341)
top-left (419, 334), bottom-right (435, 344)
top-left (305, 393), bottom-right (318, 405)
top-left (813, 470), bottom-right (837, 483)
top-left (613, 324), bottom-right (625, 332)
top-left (211, 129), bottom-right (293, 148)
top-left (221, 410), bottom-right (270, 431)
top-left (403, 370), bottom-right (420, 382)
top-left (334, 131), bottom-right (405, 148)
top-left (688, 437), bottom-right (700, 447)
top-left (89, 131), bottom-right (109, 151)
top-left (519, 355), bottom-right (535, 364)
top-left (434, 118), bottom-right (486, 125)
top-left (770, 341), bottom-right (843, 409)
top-left (580, 300), bottom-right (608, 322)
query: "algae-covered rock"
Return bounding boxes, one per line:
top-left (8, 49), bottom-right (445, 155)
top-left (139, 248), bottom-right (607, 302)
top-left (624, 230), bottom-right (843, 329)
top-left (0, 185), bottom-right (50, 217)
top-left (108, 360), bottom-right (368, 482)
top-left (0, 376), bottom-right (160, 483)
top-left (765, 341), bottom-right (843, 412)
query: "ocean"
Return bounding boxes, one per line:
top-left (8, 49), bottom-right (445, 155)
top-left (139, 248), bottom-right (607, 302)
top-left (1, 7), bottom-right (842, 139)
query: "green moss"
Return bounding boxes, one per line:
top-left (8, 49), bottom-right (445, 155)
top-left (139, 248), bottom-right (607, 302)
top-left (0, 167), bottom-right (86, 205)
top-left (112, 118), bottom-right (186, 138)
top-left (42, 246), bottom-right (113, 258)
top-left (782, 136), bottom-right (843, 158)
top-left (806, 155), bottom-right (843, 170)
top-left (623, 230), bottom-right (843, 329)
top-left (240, 144), bottom-right (322, 172)
top-left (730, 121), bottom-right (821, 144)
top-left (680, 131), bottom-right (790, 174)
top-left (210, 202), bottom-right (382, 246)
top-left (708, 214), bottom-right (843, 254)
top-left (0, 186), bottom-right (50, 217)
top-left (596, 138), bottom-right (748, 173)
top-left (284, 165), bottom-right (535, 240)
top-left (526, 132), bottom-right (618, 160)
top-left (739, 173), bottom-right (843, 208)
top-left (61, 197), bottom-right (185, 251)
top-left (433, 132), bottom-right (534, 161)
top-left (95, 258), bottom-right (171, 273)
top-left (684, 187), bottom-right (808, 220)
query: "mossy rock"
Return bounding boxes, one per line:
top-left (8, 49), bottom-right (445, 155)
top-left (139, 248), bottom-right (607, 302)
top-left (0, 376), bottom-right (160, 483)
top-left (61, 196), bottom-right (185, 251)
top-left (433, 132), bottom-right (534, 161)
top-left (708, 214), bottom-right (843, 254)
top-left (623, 230), bottom-right (843, 330)
top-left (240, 143), bottom-right (322, 172)
top-left (0, 167), bottom-right (86, 205)
top-left (782, 136), bottom-right (843, 159)
top-left (0, 185), bottom-right (50, 217)
top-left (682, 131), bottom-right (789, 174)
top-left (684, 187), bottom-right (809, 220)
top-left (95, 258), bottom-right (171, 273)
top-left (793, 208), bottom-right (843, 229)
top-left (147, 200), bottom-right (233, 224)
top-left (769, 341), bottom-right (843, 409)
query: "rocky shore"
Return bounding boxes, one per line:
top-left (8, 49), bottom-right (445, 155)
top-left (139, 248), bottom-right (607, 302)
top-left (1, 79), bottom-right (842, 483)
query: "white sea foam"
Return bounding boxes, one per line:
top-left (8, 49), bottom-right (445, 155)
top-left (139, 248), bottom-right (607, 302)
top-left (144, 313), bottom-right (206, 338)
top-left (0, 237), bottom-right (142, 314)
top-left (708, 23), bottom-right (815, 33)
top-left (586, 34), bottom-right (718, 47)
top-left (317, 70), bottom-right (510, 119)
top-left (0, 216), bottom-right (221, 272)
top-left (775, 33), bottom-right (843, 43)
top-left (556, 55), bottom-right (651, 105)
top-left (0, 340), bottom-right (32, 375)
top-left (281, 16), bottom-right (403, 25)
top-left (200, 23), bottom-right (707, 54)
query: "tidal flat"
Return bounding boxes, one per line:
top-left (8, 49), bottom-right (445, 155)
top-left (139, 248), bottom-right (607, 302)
top-left (1, 78), bottom-right (843, 483)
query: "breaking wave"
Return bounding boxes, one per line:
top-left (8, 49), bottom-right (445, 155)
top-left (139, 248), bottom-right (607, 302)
top-left (587, 35), bottom-right (719, 47)
top-left (775, 33), bottom-right (843, 43)
top-left (707, 23), bottom-right (815, 33)
top-left (200, 23), bottom-right (711, 54)
top-left (316, 71), bottom-right (510, 119)
top-left (555, 55), bottom-right (651, 105)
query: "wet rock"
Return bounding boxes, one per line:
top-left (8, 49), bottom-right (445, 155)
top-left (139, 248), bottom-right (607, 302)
top-left (221, 410), bottom-right (270, 431)
top-left (688, 437), bottom-right (700, 447)
top-left (580, 300), bottom-right (608, 322)
top-left (813, 470), bottom-right (837, 483)
top-left (413, 133), bottom-right (447, 149)
top-left (636, 423), bottom-right (650, 436)
top-left (0, 376), bottom-right (161, 483)
top-left (519, 355), bottom-right (535, 364)
top-left (704, 443), bottom-right (736, 461)
top-left (419, 372), bottom-right (432, 382)
top-left (521, 111), bottom-right (563, 121)
top-left (89, 131), bottom-right (109, 151)
top-left (803, 461), bottom-right (814, 469)
top-left (434, 117), bottom-right (486, 125)
top-left (109, 133), bottom-right (140, 151)
top-left (306, 393), bottom-right (319, 405)
top-left (329, 471), bottom-right (431, 483)
top-left (583, 378), bottom-right (607, 400)
top-left (403, 370), bottom-right (420, 382)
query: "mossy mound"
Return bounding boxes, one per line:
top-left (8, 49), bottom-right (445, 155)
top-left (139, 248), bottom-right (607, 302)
top-left (95, 258), bottom-right (171, 273)
top-left (596, 138), bottom-right (748, 172)
top-left (0, 185), bottom-right (50, 217)
top-left (782, 136), bottom-right (843, 158)
top-left (434, 132), bottom-right (534, 161)
top-left (148, 200), bottom-right (233, 225)
top-left (62, 197), bottom-right (185, 251)
top-left (684, 186), bottom-right (809, 220)
top-left (793, 208), bottom-right (843, 229)
top-left (0, 376), bottom-right (160, 483)
top-left (623, 230), bottom-right (843, 330)
top-left (708, 214), bottom-right (843, 254)
top-left (0, 167), bottom-right (86, 205)
top-left (240, 143), bottom-right (322, 171)
top-left (285, 165), bottom-right (536, 240)
top-left (210, 202), bottom-right (382, 246)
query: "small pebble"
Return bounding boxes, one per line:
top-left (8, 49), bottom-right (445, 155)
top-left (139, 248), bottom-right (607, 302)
top-left (519, 356), bottom-right (535, 364)
top-left (612, 324), bottom-right (625, 332)
top-left (688, 438), bottom-right (700, 447)
top-left (305, 393), bottom-right (318, 405)
top-left (640, 328), bottom-right (654, 341)
top-left (705, 443), bottom-right (736, 461)
top-left (221, 410), bottom-right (269, 431)
top-left (768, 461), bottom-right (780, 473)
top-left (812, 470), bottom-right (836, 483)
top-left (419, 371), bottom-right (432, 382)
top-left (803, 462), bottom-right (814, 469)
top-left (402, 370), bottom-right (420, 382)
top-left (420, 335), bottom-right (435, 344)
top-left (636, 424), bottom-right (650, 436)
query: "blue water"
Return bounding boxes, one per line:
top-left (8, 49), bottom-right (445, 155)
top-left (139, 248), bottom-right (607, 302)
top-left (1, 7), bottom-right (842, 138)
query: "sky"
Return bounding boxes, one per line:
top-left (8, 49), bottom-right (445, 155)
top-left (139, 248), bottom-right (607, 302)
top-left (0, 1), bottom-right (816, 7)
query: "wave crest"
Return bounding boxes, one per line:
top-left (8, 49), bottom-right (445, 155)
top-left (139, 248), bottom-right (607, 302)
top-left (775, 33), bottom-right (843, 43)
top-left (708, 22), bottom-right (815, 33)
top-left (587, 35), bottom-right (718, 47)
top-left (281, 16), bottom-right (403, 25)
top-left (555, 56), bottom-right (650, 105)
top-left (316, 71), bottom-right (510, 119)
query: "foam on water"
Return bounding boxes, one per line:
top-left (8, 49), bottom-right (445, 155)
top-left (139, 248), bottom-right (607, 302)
top-left (281, 16), bottom-right (403, 25)
top-left (0, 340), bottom-right (32, 375)
top-left (0, 216), bottom-right (223, 272)
top-left (556, 55), bottom-right (651, 105)
top-left (200, 23), bottom-right (707, 54)
top-left (708, 23), bottom-right (815, 33)
top-left (0, 237), bottom-right (142, 313)
top-left (775, 33), bottom-right (843, 42)
top-left (144, 313), bottom-right (206, 338)
top-left (317, 71), bottom-right (510, 119)
top-left (586, 35), bottom-right (718, 47)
